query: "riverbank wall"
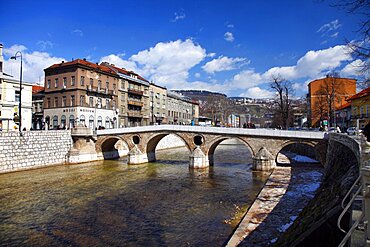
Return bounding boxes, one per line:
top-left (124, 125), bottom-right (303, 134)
top-left (0, 130), bottom-right (72, 173)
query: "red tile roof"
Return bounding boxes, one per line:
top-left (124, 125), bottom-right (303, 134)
top-left (336, 102), bottom-right (351, 110)
top-left (347, 86), bottom-right (370, 101)
top-left (46, 59), bottom-right (117, 75)
top-left (103, 63), bottom-right (149, 82)
top-left (32, 85), bottom-right (44, 94)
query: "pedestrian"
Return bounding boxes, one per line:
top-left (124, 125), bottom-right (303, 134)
top-left (364, 121), bottom-right (370, 142)
top-left (336, 125), bottom-right (341, 133)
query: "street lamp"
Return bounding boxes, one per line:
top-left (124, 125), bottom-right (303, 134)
top-left (10, 51), bottom-right (22, 133)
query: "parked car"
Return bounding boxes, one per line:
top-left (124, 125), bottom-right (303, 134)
top-left (346, 127), bottom-right (357, 135)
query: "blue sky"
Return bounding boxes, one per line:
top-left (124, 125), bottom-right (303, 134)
top-left (0, 0), bottom-right (364, 98)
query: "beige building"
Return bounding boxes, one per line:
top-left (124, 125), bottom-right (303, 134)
top-left (44, 59), bottom-right (119, 129)
top-left (100, 62), bottom-right (150, 127)
top-left (0, 44), bottom-right (33, 131)
top-left (167, 91), bottom-right (198, 125)
top-left (149, 83), bottom-right (167, 124)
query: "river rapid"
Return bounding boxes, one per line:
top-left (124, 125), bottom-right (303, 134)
top-left (0, 142), bottom-right (270, 246)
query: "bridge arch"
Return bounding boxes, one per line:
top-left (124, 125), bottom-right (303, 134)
top-left (96, 136), bottom-right (129, 160)
top-left (276, 141), bottom-right (322, 166)
top-left (146, 133), bottom-right (192, 162)
top-left (207, 137), bottom-right (254, 166)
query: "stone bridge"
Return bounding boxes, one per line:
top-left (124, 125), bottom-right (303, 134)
top-left (69, 125), bottom-right (328, 171)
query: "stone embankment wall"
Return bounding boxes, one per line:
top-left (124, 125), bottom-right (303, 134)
top-left (274, 134), bottom-right (360, 246)
top-left (0, 131), bottom-right (72, 173)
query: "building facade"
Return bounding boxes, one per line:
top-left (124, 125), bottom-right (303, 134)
top-left (166, 91), bottom-right (197, 125)
top-left (44, 59), bottom-right (119, 130)
top-left (31, 85), bottom-right (44, 130)
top-left (149, 83), bottom-right (167, 124)
top-left (0, 44), bottom-right (33, 131)
top-left (307, 76), bottom-right (356, 127)
top-left (100, 63), bottom-right (150, 127)
top-left (347, 86), bottom-right (370, 129)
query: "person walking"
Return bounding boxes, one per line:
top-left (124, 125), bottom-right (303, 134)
top-left (364, 121), bottom-right (370, 142)
top-left (336, 125), bottom-right (341, 133)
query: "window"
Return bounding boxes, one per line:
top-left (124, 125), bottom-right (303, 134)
top-left (89, 97), bottom-right (93, 107)
top-left (97, 98), bottom-right (102, 108)
top-left (62, 96), bottom-right (66, 107)
top-left (47, 98), bottom-right (51, 108)
top-left (80, 115), bottom-right (85, 126)
top-left (71, 76), bottom-right (75, 86)
top-left (106, 82), bottom-right (109, 90)
top-left (71, 95), bottom-right (75, 106)
top-left (80, 76), bottom-right (85, 86)
top-left (90, 78), bottom-right (93, 86)
top-left (80, 95), bottom-right (84, 106)
top-left (97, 116), bottom-right (102, 127)
top-left (121, 94), bottom-right (125, 102)
top-left (113, 83), bottom-right (116, 93)
top-left (55, 78), bottom-right (59, 88)
top-left (89, 115), bottom-right (94, 129)
top-left (53, 116), bottom-right (58, 128)
top-left (105, 117), bottom-right (110, 129)
top-left (121, 80), bottom-right (125, 89)
top-left (15, 91), bottom-right (20, 102)
top-left (63, 77), bottom-right (67, 88)
top-left (47, 79), bottom-right (51, 89)
top-left (61, 115), bottom-right (66, 128)
top-left (106, 99), bottom-right (109, 109)
top-left (54, 97), bottom-right (58, 108)
top-left (98, 80), bottom-right (101, 90)
top-left (69, 115), bottom-right (75, 128)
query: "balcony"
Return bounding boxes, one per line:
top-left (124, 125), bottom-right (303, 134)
top-left (128, 88), bottom-right (144, 96)
top-left (127, 110), bottom-right (143, 118)
top-left (86, 85), bottom-right (114, 96)
top-left (128, 100), bottom-right (144, 107)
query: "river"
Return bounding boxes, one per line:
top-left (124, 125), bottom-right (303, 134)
top-left (0, 141), bottom-right (270, 246)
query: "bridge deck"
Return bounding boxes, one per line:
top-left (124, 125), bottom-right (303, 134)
top-left (97, 125), bottom-right (326, 140)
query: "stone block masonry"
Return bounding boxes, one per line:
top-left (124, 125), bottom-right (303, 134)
top-left (0, 130), bottom-right (72, 173)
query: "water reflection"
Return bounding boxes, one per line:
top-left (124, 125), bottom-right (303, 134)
top-left (0, 143), bottom-right (269, 246)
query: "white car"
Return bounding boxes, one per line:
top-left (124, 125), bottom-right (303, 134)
top-left (346, 127), bottom-right (357, 135)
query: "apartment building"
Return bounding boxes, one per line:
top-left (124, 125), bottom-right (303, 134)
top-left (43, 59), bottom-right (119, 129)
top-left (31, 85), bottom-right (44, 130)
top-left (347, 86), bottom-right (370, 129)
top-left (0, 44), bottom-right (33, 131)
top-left (149, 83), bottom-right (167, 124)
top-left (100, 62), bottom-right (150, 127)
top-left (167, 91), bottom-right (197, 125)
top-left (307, 76), bottom-right (356, 127)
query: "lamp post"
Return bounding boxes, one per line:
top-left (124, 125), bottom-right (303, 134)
top-left (10, 51), bottom-right (22, 133)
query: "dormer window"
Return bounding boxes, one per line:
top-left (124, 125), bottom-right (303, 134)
top-left (130, 74), bottom-right (137, 79)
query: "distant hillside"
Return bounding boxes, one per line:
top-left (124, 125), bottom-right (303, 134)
top-left (174, 90), bottom-right (227, 98)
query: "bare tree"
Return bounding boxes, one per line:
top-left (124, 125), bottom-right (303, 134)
top-left (316, 74), bottom-right (350, 127)
top-left (270, 76), bottom-right (294, 129)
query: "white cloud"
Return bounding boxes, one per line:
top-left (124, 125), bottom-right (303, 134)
top-left (202, 56), bottom-right (248, 74)
top-left (263, 45), bottom-right (352, 80)
top-left (3, 44), bottom-right (65, 84)
top-left (341, 59), bottom-right (364, 76)
top-left (194, 72), bottom-right (201, 78)
top-left (171, 12), bottom-right (186, 22)
top-left (239, 87), bottom-right (274, 98)
top-left (317, 19), bottom-right (341, 33)
top-left (37, 40), bottom-right (54, 50)
top-left (72, 29), bottom-right (83, 37)
top-left (227, 69), bottom-right (264, 89)
top-left (227, 24), bottom-right (234, 28)
top-left (100, 39), bottom-right (206, 86)
top-left (224, 32), bottom-right (234, 42)
top-left (100, 54), bottom-right (138, 72)
top-left (207, 52), bottom-right (216, 58)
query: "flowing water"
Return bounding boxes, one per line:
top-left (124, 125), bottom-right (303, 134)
top-left (0, 142), bottom-right (269, 246)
